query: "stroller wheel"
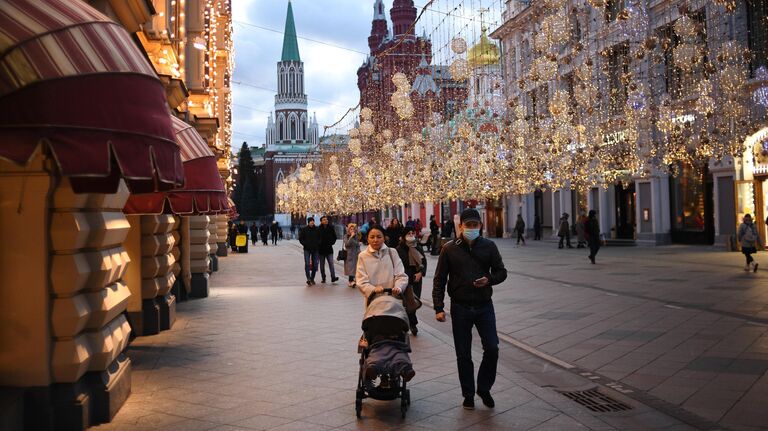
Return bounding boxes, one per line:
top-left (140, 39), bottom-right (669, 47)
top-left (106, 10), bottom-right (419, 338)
top-left (355, 398), bottom-right (362, 419)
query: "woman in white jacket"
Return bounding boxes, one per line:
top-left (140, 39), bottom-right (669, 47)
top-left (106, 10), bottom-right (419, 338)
top-left (356, 226), bottom-right (409, 302)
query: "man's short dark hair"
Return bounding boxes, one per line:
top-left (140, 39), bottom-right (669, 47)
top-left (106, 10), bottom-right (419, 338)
top-left (307, 217), bottom-right (314, 223)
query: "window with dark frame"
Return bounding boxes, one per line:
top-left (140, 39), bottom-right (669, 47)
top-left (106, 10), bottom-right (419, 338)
top-left (608, 43), bottom-right (629, 116)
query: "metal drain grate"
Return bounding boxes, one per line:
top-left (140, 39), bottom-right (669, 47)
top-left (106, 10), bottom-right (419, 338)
top-left (558, 389), bottom-right (633, 413)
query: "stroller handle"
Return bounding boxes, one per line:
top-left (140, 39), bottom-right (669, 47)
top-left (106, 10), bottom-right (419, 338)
top-left (367, 288), bottom-right (395, 301)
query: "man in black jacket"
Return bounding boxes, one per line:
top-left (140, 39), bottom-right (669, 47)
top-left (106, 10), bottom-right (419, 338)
top-left (299, 217), bottom-right (322, 285)
top-left (317, 216), bottom-right (339, 283)
top-left (433, 208), bottom-right (507, 411)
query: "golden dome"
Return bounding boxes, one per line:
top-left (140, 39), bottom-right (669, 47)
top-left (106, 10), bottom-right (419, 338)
top-left (468, 28), bottom-right (500, 68)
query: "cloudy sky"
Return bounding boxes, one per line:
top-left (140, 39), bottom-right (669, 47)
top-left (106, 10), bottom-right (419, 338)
top-left (231, 0), bottom-right (384, 148)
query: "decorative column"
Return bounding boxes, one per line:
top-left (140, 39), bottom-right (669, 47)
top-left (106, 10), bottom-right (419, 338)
top-left (123, 215), bottom-right (177, 336)
top-left (216, 214), bottom-right (229, 256)
top-left (187, 215), bottom-right (211, 297)
top-left (50, 177), bottom-right (133, 427)
top-left (208, 218), bottom-right (219, 272)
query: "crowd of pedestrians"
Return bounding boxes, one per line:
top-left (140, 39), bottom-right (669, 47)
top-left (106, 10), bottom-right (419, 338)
top-left (226, 220), bottom-right (284, 253)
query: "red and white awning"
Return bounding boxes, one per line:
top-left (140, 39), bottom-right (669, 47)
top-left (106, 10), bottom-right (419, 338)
top-left (124, 116), bottom-right (229, 215)
top-left (0, 0), bottom-right (184, 193)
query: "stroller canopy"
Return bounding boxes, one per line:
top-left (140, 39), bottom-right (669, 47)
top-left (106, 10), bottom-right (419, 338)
top-left (362, 294), bottom-right (409, 334)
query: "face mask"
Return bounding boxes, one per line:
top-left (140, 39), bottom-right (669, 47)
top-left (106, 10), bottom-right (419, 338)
top-left (463, 228), bottom-right (480, 241)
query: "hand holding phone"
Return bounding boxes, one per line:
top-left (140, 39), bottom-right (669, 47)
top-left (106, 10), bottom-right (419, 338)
top-left (473, 276), bottom-right (489, 288)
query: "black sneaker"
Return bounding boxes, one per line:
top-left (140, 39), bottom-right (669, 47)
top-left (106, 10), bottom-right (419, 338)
top-left (755, 263), bottom-right (759, 273)
top-left (306, 280), bottom-right (312, 286)
top-left (321, 278), bottom-right (326, 283)
top-left (462, 396), bottom-right (475, 410)
top-left (331, 276), bottom-right (339, 283)
top-left (477, 391), bottom-right (495, 408)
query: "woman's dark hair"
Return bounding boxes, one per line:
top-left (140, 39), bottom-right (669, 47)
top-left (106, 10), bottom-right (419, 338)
top-left (368, 225), bottom-right (385, 237)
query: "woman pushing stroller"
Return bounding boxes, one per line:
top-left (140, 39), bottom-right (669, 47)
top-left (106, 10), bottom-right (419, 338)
top-left (355, 226), bottom-right (415, 418)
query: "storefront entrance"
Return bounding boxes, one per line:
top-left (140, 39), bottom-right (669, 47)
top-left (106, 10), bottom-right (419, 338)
top-left (670, 163), bottom-right (715, 244)
top-left (615, 182), bottom-right (636, 239)
top-left (485, 199), bottom-right (505, 238)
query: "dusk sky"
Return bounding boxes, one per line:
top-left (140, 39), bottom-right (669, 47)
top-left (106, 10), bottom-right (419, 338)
top-left (231, 0), bottom-right (384, 148)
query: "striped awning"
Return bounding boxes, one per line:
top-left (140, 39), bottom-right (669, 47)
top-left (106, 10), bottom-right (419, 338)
top-left (124, 117), bottom-right (229, 215)
top-left (0, 0), bottom-right (184, 193)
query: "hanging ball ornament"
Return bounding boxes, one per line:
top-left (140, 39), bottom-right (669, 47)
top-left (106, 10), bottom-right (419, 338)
top-left (451, 37), bottom-right (467, 54)
top-left (359, 120), bottom-right (375, 137)
top-left (450, 58), bottom-right (471, 81)
top-left (360, 107), bottom-right (373, 121)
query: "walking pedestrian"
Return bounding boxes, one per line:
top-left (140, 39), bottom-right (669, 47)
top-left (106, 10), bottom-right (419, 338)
top-left (385, 218), bottom-right (404, 248)
top-left (396, 227), bottom-right (426, 335)
top-left (228, 223), bottom-right (238, 252)
top-left (405, 216), bottom-right (416, 230)
top-left (290, 224), bottom-right (297, 240)
top-left (558, 213), bottom-right (573, 249)
top-left (299, 218), bottom-right (321, 285)
top-left (355, 225), bottom-right (414, 381)
top-left (433, 208), bottom-right (507, 410)
top-left (533, 215), bottom-right (542, 240)
top-left (514, 214), bottom-right (526, 246)
top-left (343, 223), bottom-right (361, 288)
top-left (586, 210), bottom-right (601, 264)
top-left (270, 221), bottom-right (279, 245)
top-left (259, 223), bottom-right (269, 246)
top-left (318, 216), bottom-right (339, 283)
top-left (575, 212), bottom-right (587, 249)
top-left (249, 222), bottom-right (258, 246)
top-left (738, 214), bottom-right (760, 272)
top-left (429, 215), bottom-right (440, 253)
top-left (278, 225), bottom-right (283, 241)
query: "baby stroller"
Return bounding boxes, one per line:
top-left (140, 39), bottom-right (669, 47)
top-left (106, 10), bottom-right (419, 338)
top-left (356, 288), bottom-right (413, 419)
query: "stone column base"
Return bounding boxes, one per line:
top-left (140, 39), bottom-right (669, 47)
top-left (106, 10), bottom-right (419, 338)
top-left (84, 354), bottom-right (131, 425)
top-left (190, 273), bottom-right (209, 298)
top-left (171, 277), bottom-right (187, 303)
top-left (158, 294), bottom-right (176, 330)
top-left (216, 242), bottom-right (228, 257)
top-left (127, 299), bottom-right (160, 337)
top-left (15, 355), bottom-right (131, 430)
top-left (209, 254), bottom-right (218, 272)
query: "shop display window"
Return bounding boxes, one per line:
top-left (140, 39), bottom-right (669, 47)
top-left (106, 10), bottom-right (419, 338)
top-left (672, 163), bottom-right (706, 232)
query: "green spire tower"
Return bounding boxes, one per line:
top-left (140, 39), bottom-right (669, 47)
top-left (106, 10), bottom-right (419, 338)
top-left (281, 1), bottom-right (300, 61)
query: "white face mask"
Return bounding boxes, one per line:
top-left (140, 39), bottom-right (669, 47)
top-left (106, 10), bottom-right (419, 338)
top-left (405, 235), bottom-right (415, 242)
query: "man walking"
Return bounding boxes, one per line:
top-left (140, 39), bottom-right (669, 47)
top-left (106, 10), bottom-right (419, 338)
top-left (270, 221), bottom-right (279, 245)
top-left (586, 210), bottom-right (601, 264)
top-left (318, 216), bottom-right (339, 283)
top-left (514, 214), bottom-right (526, 246)
top-left (433, 208), bottom-right (507, 410)
top-left (558, 213), bottom-right (573, 249)
top-left (249, 222), bottom-right (258, 246)
top-left (299, 218), bottom-right (321, 285)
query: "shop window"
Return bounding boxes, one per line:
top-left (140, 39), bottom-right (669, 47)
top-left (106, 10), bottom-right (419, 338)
top-left (671, 163), bottom-right (706, 232)
top-left (747, 0), bottom-right (768, 73)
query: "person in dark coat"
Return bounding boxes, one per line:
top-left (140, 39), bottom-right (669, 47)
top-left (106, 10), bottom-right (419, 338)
top-left (433, 209), bottom-right (507, 410)
top-left (299, 218), bottom-right (322, 285)
top-left (586, 210), bottom-right (601, 264)
top-left (558, 213), bottom-right (573, 249)
top-left (270, 221), bottom-right (279, 245)
top-left (429, 215), bottom-right (440, 253)
top-left (444, 219), bottom-right (455, 239)
top-left (228, 224), bottom-right (238, 252)
top-left (514, 214), bottom-right (526, 245)
top-left (249, 222), bottom-right (258, 245)
top-left (259, 223), bottom-right (269, 245)
top-left (533, 215), bottom-right (542, 240)
top-left (318, 216), bottom-right (339, 283)
top-left (385, 218), bottom-right (404, 248)
top-left (396, 227), bottom-right (426, 335)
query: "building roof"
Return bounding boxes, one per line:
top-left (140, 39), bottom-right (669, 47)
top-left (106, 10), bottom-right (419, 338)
top-left (281, 1), bottom-right (301, 62)
top-left (468, 29), bottom-right (500, 68)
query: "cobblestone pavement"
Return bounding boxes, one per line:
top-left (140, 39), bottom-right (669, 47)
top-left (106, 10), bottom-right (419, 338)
top-left (93, 239), bottom-right (697, 431)
top-left (471, 239), bottom-right (768, 431)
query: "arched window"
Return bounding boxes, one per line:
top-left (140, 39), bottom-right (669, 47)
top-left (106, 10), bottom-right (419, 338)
top-left (278, 115), bottom-right (285, 141)
top-left (290, 116), bottom-right (297, 140)
top-left (301, 115), bottom-right (307, 140)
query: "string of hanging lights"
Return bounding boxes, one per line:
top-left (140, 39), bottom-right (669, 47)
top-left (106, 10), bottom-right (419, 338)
top-left (276, 0), bottom-right (768, 216)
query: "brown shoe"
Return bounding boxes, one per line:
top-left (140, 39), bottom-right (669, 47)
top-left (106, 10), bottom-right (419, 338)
top-left (402, 368), bottom-right (415, 382)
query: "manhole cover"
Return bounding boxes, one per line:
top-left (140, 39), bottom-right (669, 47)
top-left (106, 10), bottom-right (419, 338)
top-left (558, 389), bottom-right (633, 413)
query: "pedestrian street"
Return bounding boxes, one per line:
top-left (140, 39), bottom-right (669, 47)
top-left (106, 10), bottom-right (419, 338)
top-left (92, 240), bottom-right (708, 431)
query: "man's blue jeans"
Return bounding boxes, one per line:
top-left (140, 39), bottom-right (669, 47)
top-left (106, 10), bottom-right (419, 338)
top-left (450, 301), bottom-right (499, 397)
top-left (304, 250), bottom-right (320, 281)
top-left (319, 253), bottom-right (336, 280)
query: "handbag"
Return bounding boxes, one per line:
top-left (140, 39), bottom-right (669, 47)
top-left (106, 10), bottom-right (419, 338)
top-left (337, 249), bottom-right (347, 261)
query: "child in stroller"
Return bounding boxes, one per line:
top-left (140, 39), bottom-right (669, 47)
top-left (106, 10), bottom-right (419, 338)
top-left (356, 288), bottom-right (414, 419)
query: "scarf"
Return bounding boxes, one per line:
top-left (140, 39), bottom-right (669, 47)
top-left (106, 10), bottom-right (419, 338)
top-left (406, 240), bottom-right (423, 271)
